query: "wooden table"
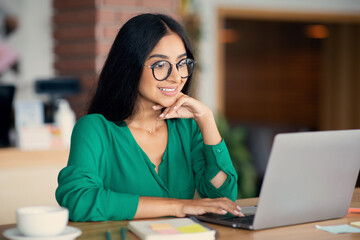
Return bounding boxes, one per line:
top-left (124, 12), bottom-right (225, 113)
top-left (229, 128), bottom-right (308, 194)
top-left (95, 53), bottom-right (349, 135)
top-left (1, 188), bottom-right (359, 240)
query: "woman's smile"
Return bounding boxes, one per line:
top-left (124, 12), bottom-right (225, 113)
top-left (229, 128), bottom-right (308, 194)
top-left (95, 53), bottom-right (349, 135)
top-left (158, 86), bottom-right (178, 96)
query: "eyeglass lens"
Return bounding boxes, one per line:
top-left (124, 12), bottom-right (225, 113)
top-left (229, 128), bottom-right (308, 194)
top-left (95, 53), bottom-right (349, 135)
top-left (152, 58), bottom-right (195, 81)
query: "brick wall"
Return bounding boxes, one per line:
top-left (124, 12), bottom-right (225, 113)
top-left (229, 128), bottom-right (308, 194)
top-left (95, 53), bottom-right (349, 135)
top-left (53, 0), bottom-right (180, 118)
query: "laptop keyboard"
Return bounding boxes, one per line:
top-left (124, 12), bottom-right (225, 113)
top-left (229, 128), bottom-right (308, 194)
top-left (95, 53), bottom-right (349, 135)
top-left (196, 212), bottom-right (255, 225)
top-left (227, 215), bottom-right (255, 225)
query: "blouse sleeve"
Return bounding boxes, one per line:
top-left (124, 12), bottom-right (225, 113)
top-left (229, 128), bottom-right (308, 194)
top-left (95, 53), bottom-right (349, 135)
top-left (55, 115), bottom-right (139, 221)
top-left (190, 120), bottom-right (238, 201)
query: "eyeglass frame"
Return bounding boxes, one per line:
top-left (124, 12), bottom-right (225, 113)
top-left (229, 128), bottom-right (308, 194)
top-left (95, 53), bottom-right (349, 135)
top-left (144, 58), bottom-right (196, 81)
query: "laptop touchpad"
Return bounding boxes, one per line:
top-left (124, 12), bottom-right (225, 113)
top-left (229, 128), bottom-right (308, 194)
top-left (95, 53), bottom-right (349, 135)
top-left (241, 206), bottom-right (257, 216)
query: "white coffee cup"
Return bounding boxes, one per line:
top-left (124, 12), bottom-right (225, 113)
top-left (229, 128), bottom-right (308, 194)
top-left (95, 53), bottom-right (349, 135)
top-left (16, 206), bottom-right (69, 237)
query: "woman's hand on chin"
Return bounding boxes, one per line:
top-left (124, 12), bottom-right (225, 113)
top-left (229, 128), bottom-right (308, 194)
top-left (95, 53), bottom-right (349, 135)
top-left (153, 93), bottom-right (212, 121)
top-left (153, 93), bottom-right (222, 146)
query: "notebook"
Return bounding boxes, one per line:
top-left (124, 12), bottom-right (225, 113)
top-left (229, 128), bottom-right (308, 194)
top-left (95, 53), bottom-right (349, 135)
top-left (128, 217), bottom-right (216, 240)
top-left (192, 130), bottom-right (360, 230)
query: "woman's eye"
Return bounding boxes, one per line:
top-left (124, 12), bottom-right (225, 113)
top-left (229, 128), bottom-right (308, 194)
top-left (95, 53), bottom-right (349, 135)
top-left (153, 61), bottom-right (166, 69)
top-left (178, 59), bottom-right (187, 67)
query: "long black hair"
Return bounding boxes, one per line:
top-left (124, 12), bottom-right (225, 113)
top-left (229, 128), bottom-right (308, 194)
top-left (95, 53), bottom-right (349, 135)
top-left (88, 13), bottom-right (194, 121)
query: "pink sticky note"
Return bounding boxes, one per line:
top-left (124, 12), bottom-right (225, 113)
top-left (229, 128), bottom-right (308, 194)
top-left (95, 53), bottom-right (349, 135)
top-left (156, 228), bottom-right (180, 234)
top-left (150, 223), bottom-right (172, 231)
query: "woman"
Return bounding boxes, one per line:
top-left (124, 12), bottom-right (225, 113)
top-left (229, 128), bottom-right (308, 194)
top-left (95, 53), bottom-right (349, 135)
top-left (56, 13), bottom-right (243, 221)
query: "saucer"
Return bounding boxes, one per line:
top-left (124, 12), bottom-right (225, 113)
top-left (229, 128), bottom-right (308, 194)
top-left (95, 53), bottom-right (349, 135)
top-left (3, 226), bottom-right (82, 240)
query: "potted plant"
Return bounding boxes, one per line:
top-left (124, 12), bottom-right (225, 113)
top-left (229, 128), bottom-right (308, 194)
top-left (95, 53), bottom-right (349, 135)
top-left (216, 114), bottom-right (257, 198)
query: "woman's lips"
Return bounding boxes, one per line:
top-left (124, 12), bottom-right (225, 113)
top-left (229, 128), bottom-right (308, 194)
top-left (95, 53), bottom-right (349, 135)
top-left (158, 86), bottom-right (178, 96)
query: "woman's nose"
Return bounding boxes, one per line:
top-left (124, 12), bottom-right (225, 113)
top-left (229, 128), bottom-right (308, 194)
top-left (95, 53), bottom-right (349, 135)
top-left (167, 65), bottom-right (182, 83)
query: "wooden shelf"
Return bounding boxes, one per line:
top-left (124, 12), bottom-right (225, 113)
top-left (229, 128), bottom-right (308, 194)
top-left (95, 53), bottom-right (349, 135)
top-left (0, 148), bottom-right (69, 168)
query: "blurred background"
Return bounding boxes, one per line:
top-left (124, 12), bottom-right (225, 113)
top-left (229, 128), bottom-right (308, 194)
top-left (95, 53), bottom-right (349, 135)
top-left (0, 0), bottom-right (359, 199)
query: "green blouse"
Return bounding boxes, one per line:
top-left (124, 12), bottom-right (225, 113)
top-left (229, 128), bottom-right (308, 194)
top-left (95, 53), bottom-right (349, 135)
top-left (56, 114), bottom-right (238, 221)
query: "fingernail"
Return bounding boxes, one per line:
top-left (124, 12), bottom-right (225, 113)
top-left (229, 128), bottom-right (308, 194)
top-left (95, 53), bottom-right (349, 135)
top-left (221, 210), bottom-right (227, 214)
top-left (234, 210), bottom-right (240, 215)
top-left (159, 114), bottom-right (164, 118)
top-left (173, 106), bottom-right (177, 110)
top-left (165, 114), bottom-right (169, 118)
top-left (236, 206), bottom-right (242, 211)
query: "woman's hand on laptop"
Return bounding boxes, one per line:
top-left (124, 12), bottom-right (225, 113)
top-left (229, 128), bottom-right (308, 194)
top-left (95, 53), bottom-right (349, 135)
top-left (176, 197), bottom-right (244, 217)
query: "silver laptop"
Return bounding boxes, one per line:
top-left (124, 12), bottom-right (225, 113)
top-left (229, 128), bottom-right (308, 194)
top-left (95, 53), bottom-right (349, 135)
top-left (192, 130), bottom-right (360, 230)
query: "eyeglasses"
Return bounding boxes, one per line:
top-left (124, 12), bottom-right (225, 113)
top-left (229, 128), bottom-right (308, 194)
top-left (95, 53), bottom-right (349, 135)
top-left (144, 58), bottom-right (196, 81)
